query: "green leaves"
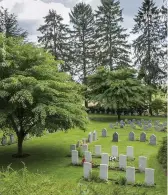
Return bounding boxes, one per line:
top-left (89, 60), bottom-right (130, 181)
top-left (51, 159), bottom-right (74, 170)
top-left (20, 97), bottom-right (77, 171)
top-left (88, 67), bottom-right (148, 111)
top-left (0, 35), bottom-right (88, 136)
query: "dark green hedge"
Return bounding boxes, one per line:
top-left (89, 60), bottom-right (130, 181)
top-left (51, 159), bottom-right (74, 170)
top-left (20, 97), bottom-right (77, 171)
top-left (157, 136), bottom-right (167, 170)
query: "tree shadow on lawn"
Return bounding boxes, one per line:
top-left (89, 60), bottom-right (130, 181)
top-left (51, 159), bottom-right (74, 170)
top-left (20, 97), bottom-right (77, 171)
top-left (0, 144), bottom-right (69, 173)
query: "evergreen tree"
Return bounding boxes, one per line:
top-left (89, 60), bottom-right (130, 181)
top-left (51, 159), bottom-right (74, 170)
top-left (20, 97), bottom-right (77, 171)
top-left (69, 2), bottom-right (96, 85)
top-left (37, 9), bottom-right (69, 71)
top-left (132, 0), bottom-right (166, 115)
top-left (0, 7), bottom-right (27, 39)
top-left (94, 0), bottom-right (131, 70)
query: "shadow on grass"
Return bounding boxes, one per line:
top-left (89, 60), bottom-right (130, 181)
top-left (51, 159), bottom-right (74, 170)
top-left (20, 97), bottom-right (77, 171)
top-left (0, 144), bottom-right (69, 172)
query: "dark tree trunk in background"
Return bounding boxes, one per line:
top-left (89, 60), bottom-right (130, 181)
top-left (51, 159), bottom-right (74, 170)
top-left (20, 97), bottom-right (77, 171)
top-left (17, 131), bottom-right (25, 157)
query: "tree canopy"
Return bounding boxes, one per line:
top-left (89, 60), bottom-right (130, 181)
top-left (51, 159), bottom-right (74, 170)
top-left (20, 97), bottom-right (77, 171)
top-left (0, 34), bottom-right (87, 157)
top-left (88, 67), bottom-right (149, 120)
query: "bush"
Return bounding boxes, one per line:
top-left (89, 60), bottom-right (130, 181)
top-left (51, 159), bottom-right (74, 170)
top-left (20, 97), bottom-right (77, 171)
top-left (157, 136), bottom-right (167, 170)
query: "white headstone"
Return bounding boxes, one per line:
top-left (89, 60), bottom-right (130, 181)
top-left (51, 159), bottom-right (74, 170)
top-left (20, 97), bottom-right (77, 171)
top-left (82, 144), bottom-right (88, 153)
top-left (85, 151), bottom-right (92, 162)
top-left (139, 156), bottom-right (147, 172)
top-left (71, 150), bottom-right (78, 165)
top-left (102, 129), bottom-right (107, 137)
top-left (149, 134), bottom-right (156, 145)
top-left (126, 146), bottom-right (134, 159)
top-left (101, 153), bottom-right (109, 165)
top-left (100, 164), bottom-right (108, 181)
top-left (88, 132), bottom-right (93, 143)
top-left (93, 130), bottom-right (97, 141)
top-left (119, 154), bottom-right (127, 169)
top-left (126, 166), bottom-right (135, 184)
top-left (95, 145), bottom-right (101, 156)
top-left (111, 146), bottom-right (118, 157)
top-left (145, 168), bottom-right (155, 186)
top-left (84, 162), bottom-right (92, 179)
top-left (82, 138), bottom-right (86, 144)
top-left (70, 144), bottom-right (76, 152)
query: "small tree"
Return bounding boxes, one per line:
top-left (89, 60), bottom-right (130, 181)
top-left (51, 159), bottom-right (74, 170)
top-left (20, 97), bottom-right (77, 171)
top-left (88, 67), bottom-right (148, 120)
top-left (0, 35), bottom-right (87, 157)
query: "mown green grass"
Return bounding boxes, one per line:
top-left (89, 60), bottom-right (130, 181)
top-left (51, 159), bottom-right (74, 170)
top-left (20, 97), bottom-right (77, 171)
top-left (0, 115), bottom-right (167, 195)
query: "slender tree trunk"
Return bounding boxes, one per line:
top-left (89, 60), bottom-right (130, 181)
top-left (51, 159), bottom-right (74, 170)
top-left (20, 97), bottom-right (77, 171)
top-left (117, 113), bottom-right (121, 121)
top-left (149, 93), bottom-right (153, 116)
top-left (17, 132), bottom-right (24, 157)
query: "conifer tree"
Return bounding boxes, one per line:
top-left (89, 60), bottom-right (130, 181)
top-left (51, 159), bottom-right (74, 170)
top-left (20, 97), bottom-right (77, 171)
top-left (94, 0), bottom-right (131, 70)
top-left (37, 9), bottom-right (69, 71)
top-left (0, 7), bottom-right (27, 39)
top-left (132, 0), bottom-right (166, 115)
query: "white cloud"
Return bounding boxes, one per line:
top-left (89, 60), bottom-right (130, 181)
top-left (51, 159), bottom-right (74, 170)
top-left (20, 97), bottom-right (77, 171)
top-left (0, 0), bottom-right (71, 42)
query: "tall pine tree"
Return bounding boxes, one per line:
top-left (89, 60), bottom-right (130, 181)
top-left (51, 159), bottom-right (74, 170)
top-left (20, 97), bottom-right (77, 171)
top-left (0, 7), bottom-right (27, 39)
top-left (69, 3), bottom-right (96, 107)
top-left (132, 0), bottom-right (166, 115)
top-left (69, 2), bottom-right (96, 85)
top-left (94, 0), bottom-right (131, 70)
top-left (37, 9), bottom-right (69, 71)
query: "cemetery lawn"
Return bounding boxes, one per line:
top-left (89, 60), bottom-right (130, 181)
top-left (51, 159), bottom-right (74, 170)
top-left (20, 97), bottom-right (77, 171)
top-left (0, 115), bottom-right (167, 195)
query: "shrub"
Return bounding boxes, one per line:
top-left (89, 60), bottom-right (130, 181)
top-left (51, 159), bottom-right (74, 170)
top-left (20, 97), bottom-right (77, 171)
top-left (157, 136), bottom-right (167, 170)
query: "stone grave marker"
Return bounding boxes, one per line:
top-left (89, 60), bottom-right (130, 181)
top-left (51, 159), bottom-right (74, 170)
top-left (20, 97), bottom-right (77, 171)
top-left (149, 134), bottom-right (156, 145)
top-left (102, 129), bottom-right (107, 137)
top-left (70, 144), bottom-right (76, 152)
top-left (126, 166), bottom-right (135, 184)
top-left (84, 162), bottom-right (92, 179)
top-left (71, 150), bottom-right (78, 165)
top-left (82, 138), bottom-right (86, 144)
top-left (126, 146), bottom-right (134, 159)
top-left (112, 132), bottom-right (119, 142)
top-left (129, 131), bottom-right (135, 141)
top-left (82, 144), bottom-right (88, 153)
top-left (143, 126), bottom-right (148, 131)
top-left (101, 153), bottom-right (109, 165)
top-left (139, 156), bottom-right (147, 172)
top-left (1, 136), bottom-right (7, 146)
top-left (88, 132), bottom-right (93, 143)
top-left (95, 145), bottom-right (101, 156)
top-left (145, 168), bottom-right (155, 186)
top-left (85, 151), bottom-right (92, 162)
top-left (148, 123), bottom-right (152, 128)
top-left (9, 134), bottom-right (15, 144)
top-left (93, 130), bottom-right (97, 141)
top-left (109, 123), bottom-right (113, 129)
top-left (111, 145), bottom-right (118, 157)
top-left (119, 154), bottom-right (127, 169)
top-left (140, 132), bottom-right (146, 142)
top-left (100, 164), bottom-right (108, 181)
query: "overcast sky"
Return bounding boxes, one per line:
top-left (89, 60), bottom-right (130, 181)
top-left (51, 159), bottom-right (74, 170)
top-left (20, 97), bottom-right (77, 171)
top-left (1, 0), bottom-right (162, 43)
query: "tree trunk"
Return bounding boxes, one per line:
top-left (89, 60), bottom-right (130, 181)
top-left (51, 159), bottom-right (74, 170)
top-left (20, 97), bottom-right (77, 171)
top-left (17, 132), bottom-right (24, 157)
top-left (149, 93), bottom-right (153, 116)
top-left (117, 113), bottom-right (121, 121)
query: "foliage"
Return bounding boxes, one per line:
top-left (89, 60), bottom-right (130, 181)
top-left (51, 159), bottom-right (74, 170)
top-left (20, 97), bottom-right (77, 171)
top-left (151, 98), bottom-right (167, 115)
top-left (0, 35), bottom-right (88, 156)
top-left (68, 2), bottom-right (96, 83)
top-left (132, 0), bottom-right (166, 85)
top-left (157, 136), bottom-right (167, 170)
top-left (37, 9), bottom-right (69, 71)
top-left (88, 67), bottom-right (149, 120)
top-left (94, 0), bottom-right (131, 70)
top-left (0, 7), bottom-right (27, 39)
top-left (118, 176), bottom-right (127, 186)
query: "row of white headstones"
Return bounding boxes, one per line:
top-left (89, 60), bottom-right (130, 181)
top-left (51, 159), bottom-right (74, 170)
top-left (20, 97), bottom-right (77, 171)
top-left (71, 145), bottom-right (154, 186)
top-left (83, 162), bottom-right (154, 186)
